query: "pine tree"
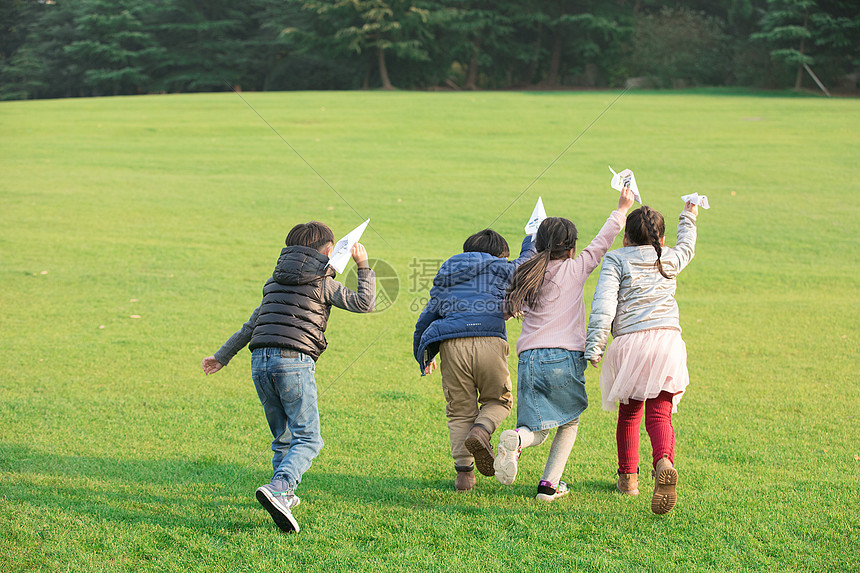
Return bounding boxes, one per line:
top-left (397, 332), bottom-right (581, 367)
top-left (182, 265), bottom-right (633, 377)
top-left (63, 0), bottom-right (158, 96)
top-left (297, 0), bottom-right (434, 89)
top-left (753, 0), bottom-right (857, 89)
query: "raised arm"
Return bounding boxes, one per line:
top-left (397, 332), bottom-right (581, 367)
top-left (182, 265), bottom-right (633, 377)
top-left (510, 235), bottom-right (537, 269)
top-left (577, 210), bottom-right (626, 275)
top-left (324, 269), bottom-right (376, 313)
top-left (578, 186), bottom-right (634, 273)
top-left (323, 243), bottom-right (376, 313)
top-left (670, 204), bottom-right (698, 273)
top-left (584, 256), bottom-right (622, 364)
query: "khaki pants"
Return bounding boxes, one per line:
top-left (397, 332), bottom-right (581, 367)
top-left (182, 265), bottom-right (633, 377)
top-left (440, 337), bottom-right (513, 467)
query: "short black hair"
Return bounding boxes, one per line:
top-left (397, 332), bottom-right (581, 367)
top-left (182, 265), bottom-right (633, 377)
top-left (285, 221), bottom-right (334, 252)
top-left (463, 229), bottom-right (510, 258)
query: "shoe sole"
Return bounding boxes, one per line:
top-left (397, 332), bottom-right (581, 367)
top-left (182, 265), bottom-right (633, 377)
top-left (256, 488), bottom-right (300, 533)
top-left (651, 466), bottom-right (678, 515)
top-left (465, 435), bottom-right (496, 477)
top-left (494, 431), bottom-right (519, 485)
top-left (536, 489), bottom-right (570, 502)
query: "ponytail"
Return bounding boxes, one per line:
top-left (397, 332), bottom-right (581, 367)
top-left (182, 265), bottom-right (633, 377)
top-left (506, 250), bottom-right (552, 317)
top-left (506, 217), bottom-right (578, 317)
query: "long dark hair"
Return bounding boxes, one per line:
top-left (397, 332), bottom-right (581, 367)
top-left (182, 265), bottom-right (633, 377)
top-left (506, 217), bottom-right (578, 317)
top-left (625, 206), bottom-right (672, 279)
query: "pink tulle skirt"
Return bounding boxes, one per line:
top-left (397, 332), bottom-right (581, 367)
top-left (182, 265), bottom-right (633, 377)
top-left (600, 328), bottom-right (689, 412)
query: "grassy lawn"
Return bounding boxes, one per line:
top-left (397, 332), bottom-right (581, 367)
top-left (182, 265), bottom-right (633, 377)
top-left (1, 90), bottom-right (858, 572)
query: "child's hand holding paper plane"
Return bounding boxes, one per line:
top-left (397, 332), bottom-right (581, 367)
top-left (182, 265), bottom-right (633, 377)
top-left (525, 197), bottom-right (547, 236)
top-left (327, 219), bottom-right (369, 273)
top-left (681, 192), bottom-right (710, 210)
top-left (609, 166), bottom-right (642, 204)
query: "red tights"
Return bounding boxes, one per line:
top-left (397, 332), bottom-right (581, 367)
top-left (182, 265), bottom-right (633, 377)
top-left (616, 391), bottom-right (676, 474)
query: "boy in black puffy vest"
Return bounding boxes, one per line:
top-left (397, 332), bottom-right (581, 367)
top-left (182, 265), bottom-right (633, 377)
top-left (202, 221), bottom-right (375, 533)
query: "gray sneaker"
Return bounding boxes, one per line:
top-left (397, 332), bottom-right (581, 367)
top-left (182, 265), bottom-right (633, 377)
top-left (494, 429), bottom-right (521, 485)
top-left (255, 484), bottom-right (301, 533)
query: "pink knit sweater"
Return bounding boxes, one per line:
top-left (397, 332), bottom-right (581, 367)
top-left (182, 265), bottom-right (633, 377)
top-left (515, 210), bottom-right (625, 355)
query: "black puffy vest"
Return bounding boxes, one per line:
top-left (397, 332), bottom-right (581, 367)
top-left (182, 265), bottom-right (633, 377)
top-left (249, 246), bottom-right (336, 361)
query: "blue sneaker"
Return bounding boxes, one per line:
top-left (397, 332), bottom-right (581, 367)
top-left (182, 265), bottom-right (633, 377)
top-left (255, 484), bottom-right (301, 533)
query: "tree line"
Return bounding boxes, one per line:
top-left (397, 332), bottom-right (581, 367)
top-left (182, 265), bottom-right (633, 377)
top-left (1, 0), bottom-right (858, 100)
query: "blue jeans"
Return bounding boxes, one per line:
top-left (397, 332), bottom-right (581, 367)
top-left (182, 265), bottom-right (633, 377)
top-left (251, 348), bottom-right (323, 491)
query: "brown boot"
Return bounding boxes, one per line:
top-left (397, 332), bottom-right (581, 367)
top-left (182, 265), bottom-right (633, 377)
top-left (454, 465), bottom-right (476, 492)
top-left (464, 425), bottom-right (495, 477)
top-left (651, 454), bottom-right (678, 514)
top-left (616, 471), bottom-right (639, 496)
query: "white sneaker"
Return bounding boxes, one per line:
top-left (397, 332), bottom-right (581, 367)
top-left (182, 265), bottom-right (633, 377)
top-left (535, 480), bottom-right (570, 502)
top-left (256, 484), bottom-right (301, 533)
top-left (494, 429), bottom-right (521, 485)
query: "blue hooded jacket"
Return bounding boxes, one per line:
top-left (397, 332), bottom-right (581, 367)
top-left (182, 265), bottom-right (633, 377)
top-left (413, 236), bottom-right (535, 373)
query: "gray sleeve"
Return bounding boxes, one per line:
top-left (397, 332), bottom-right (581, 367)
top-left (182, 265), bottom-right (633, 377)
top-left (585, 256), bottom-right (622, 361)
top-left (213, 306), bottom-right (259, 366)
top-left (323, 268), bottom-right (376, 313)
top-left (670, 211), bottom-right (697, 273)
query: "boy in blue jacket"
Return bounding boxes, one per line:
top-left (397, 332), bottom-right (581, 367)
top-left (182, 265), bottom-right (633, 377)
top-left (414, 229), bottom-right (535, 491)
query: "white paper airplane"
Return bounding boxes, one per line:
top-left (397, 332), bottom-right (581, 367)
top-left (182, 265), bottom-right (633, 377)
top-left (609, 166), bottom-right (642, 204)
top-left (524, 197), bottom-right (547, 236)
top-left (327, 219), bottom-right (369, 274)
top-left (681, 192), bottom-right (710, 209)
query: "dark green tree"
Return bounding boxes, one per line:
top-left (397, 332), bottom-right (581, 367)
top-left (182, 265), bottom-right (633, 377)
top-left (541, 0), bottom-right (627, 87)
top-left (1, 0), bottom-right (33, 68)
top-left (0, 0), bottom-right (857, 98)
top-left (63, 0), bottom-right (159, 96)
top-left (1, 0), bottom-right (83, 99)
top-left (145, 0), bottom-right (262, 92)
top-left (753, 0), bottom-right (858, 89)
top-left (296, 0), bottom-right (435, 89)
top-left (443, 1), bottom-right (515, 89)
top-left (630, 7), bottom-right (730, 87)
top-left (753, 0), bottom-right (817, 88)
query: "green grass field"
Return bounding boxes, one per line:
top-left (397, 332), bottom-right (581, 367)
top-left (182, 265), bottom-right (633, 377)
top-left (1, 90), bottom-right (858, 572)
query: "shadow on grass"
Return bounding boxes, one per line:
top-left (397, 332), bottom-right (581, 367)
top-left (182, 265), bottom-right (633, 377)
top-left (569, 479), bottom-right (616, 494)
top-left (3, 443), bottom-right (601, 532)
top-left (0, 443), bottom-right (271, 535)
top-left (304, 470), bottom-right (621, 517)
top-left (1, 441), bottom-right (636, 542)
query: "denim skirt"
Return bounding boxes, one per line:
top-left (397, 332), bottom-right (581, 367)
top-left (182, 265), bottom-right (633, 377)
top-left (516, 348), bottom-right (588, 431)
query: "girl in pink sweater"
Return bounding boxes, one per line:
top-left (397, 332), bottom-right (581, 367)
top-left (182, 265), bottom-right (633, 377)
top-left (494, 188), bottom-right (634, 500)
